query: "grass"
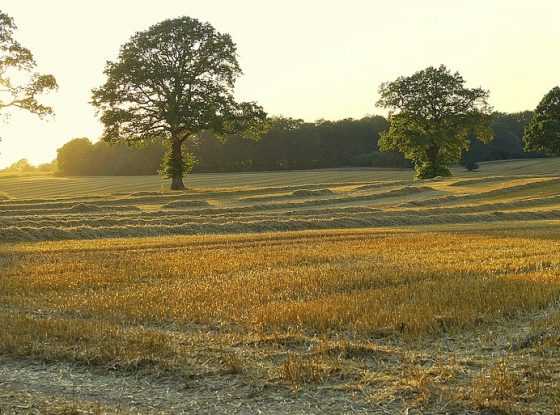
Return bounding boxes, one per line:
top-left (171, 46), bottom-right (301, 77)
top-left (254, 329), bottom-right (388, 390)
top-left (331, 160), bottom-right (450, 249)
top-left (0, 157), bottom-right (557, 200)
top-left (2, 158), bottom-right (560, 413)
top-left (2, 225), bottom-right (560, 411)
top-left (0, 389), bottom-right (121, 415)
top-left (2, 228), bottom-right (559, 334)
top-left (0, 168), bottom-right (411, 199)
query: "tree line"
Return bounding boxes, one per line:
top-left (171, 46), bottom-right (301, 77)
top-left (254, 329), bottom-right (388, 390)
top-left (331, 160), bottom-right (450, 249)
top-left (43, 111), bottom-right (537, 176)
top-left (1, 107), bottom-right (544, 177)
top-left (2, 110), bottom-right (542, 176)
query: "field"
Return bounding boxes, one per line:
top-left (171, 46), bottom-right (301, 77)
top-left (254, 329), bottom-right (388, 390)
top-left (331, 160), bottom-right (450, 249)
top-left (1, 159), bottom-right (560, 414)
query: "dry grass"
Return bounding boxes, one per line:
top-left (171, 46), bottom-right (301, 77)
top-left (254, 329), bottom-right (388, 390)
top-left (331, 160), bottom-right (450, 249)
top-left (3, 229), bottom-right (560, 335)
top-left (160, 199), bottom-right (210, 209)
top-left (470, 360), bottom-right (527, 413)
top-left (292, 188), bottom-right (334, 197)
top-left (2, 159), bottom-right (560, 413)
top-left (0, 314), bottom-right (189, 375)
top-left (1, 157), bottom-right (559, 200)
top-left (0, 388), bottom-right (122, 415)
top-left (2, 227), bottom-right (560, 412)
top-left (0, 168), bottom-right (413, 199)
top-left (1, 160), bottom-right (559, 245)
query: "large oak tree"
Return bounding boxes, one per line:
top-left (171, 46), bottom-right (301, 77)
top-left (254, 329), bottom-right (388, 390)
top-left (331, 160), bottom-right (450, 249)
top-left (376, 65), bottom-right (493, 179)
top-left (0, 11), bottom-right (57, 117)
top-left (91, 16), bottom-right (266, 189)
top-left (523, 86), bottom-right (560, 155)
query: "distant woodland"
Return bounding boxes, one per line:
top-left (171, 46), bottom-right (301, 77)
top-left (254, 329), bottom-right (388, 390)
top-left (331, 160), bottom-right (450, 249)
top-left (2, 111), bottom-right (541, 176)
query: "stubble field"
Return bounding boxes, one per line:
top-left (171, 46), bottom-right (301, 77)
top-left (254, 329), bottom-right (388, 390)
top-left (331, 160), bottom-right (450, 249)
top-left (1, 159), bottom-right (560, 414)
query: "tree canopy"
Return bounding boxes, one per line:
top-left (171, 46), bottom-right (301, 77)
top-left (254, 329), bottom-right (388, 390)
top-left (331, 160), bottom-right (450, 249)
top-left (376, 65), bottom-right (493, 178)
top-left (524, 86), bottom-right (560, 155)
top-left (91, 16), bottom-right (266, 189)
top-left (56, 137), bottom-right (164, 176)
top-left (0, 10), bottom-right (57, 117)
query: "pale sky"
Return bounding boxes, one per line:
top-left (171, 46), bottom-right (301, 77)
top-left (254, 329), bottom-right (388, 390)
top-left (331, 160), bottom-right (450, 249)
top-left (1, 0), bottom-right (559, 168)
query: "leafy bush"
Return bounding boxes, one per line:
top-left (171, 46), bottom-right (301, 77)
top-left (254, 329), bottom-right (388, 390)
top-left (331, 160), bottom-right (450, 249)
top-left (463, 160), bottom-right (480, 171)
top-left (415, 162), bottom-right (452, 179)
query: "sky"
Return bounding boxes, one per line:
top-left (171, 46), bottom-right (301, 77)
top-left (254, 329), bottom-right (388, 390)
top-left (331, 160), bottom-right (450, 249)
top-left (1, 0), bottom-right (559, 168)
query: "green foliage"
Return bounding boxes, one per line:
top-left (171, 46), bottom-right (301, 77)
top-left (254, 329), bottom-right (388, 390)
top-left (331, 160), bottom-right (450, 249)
top-left (524, 87), bottom-right (560, 155)
top-left (56, 138), bottom-right (93, 176)
top-left (53, 117), bottom-right (393, 176)
top-left (2, 158), bottom-right (35, 173)
top-left (51, 111), bottom-right (540, 177)
top-left (160, 142), bottom-right (196, 179)
top-left (463, 160), bottom-right (479, 171)
top-left (0, 10), bottom-right (57, 117)
top-left (415, 161), bottom-right (453, 178)
top-left (57, 138), bottom-right (165, 176)
top-left (462, 112), bottom-right (541, 164)
top-left (247, 116), bottom-right (389, 171)
top-left (91, 16), bottom-right (266, 189)
top-left (37, 160), bottom-right (58, 172)
top-left (461, 136), bottom-right (480, 172)
top-left (376, 65), bottom-right (493, 179)
top-left (0, 158), bottom-right (57, 174)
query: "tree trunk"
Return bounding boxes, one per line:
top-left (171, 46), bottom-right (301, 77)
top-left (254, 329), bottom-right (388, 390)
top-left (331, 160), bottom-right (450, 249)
top-left (426, 145), bottom-right (439, 169)
top-left (169, 138), bottom-right (186, 190)
top-left (416, 144), bottom-right (442, 179)
top-left (171, 175), bottom-right (185, 190)
top-left (419, 143), bottom-right (451, 178)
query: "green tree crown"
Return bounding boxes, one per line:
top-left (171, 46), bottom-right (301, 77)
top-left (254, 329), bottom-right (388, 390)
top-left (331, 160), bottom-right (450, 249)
top-left (376, 65), bottom-right (493, 178)
top-left (523, 86), bottom-right (560, 155)
top-left (91, 16), bottom-right (266, 189)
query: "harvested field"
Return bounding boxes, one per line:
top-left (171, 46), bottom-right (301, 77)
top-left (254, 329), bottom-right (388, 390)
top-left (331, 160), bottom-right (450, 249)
top-left (1, 158), bottom-right (560, 414)
top-left (2, 160), bottom-right (560, 243)
top-left (161, 200), bottom-right (211, 209)
top-left (292, 188), bottom-right (334, 197)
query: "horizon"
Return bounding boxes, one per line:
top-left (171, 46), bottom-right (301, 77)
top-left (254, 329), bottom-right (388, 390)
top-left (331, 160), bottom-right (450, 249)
top-left (1, 0), bottom-right (559, 169)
